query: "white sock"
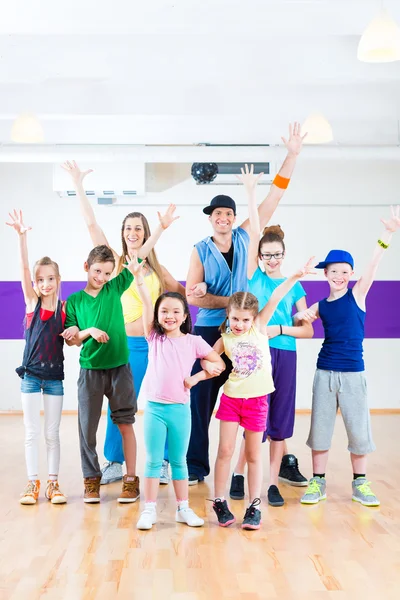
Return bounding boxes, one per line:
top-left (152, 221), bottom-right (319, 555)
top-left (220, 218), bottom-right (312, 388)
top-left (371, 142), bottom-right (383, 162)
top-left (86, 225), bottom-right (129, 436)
top-left (48, 475), bottom-right (58, 481)
top-left (144, 501), bottom-right (157, 511)
top-left (233, 472), bottom-right (244, 477)
top-left (216, 496), bottom-right (225, 502)
top-left (177, 499), bottom-right (189, 510)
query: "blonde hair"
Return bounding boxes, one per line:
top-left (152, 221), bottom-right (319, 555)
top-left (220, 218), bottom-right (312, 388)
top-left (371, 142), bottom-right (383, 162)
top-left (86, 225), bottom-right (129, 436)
top-left (259, 224), bottom-right (285, 253)
top-left (117, 212), bottom-right (164, 295)
top-left (33, 256), bottom-right (61, 309)
top-left (220, 292), bottom-right (259, 332)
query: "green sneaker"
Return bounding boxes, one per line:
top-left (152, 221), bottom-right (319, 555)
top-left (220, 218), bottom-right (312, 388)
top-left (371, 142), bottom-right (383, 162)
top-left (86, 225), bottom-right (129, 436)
top-left (300, 476), bottom-right (327, 505)
top-left (352, 478), bottom-right (380, 507)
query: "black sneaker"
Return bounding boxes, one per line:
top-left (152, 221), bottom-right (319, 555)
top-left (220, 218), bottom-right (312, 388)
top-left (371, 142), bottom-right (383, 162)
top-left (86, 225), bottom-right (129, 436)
top-left (278, 454), bottom-right (308, 487)
top-left (212, 498), bottom-right (236, 527)
top-left (267, 485), bottom-right (284, 507)
top-left (241, 498), bottom-right (262, 530)
top-left (229, 474), bottom-right (245, 500)
top-left (188, 474), bottom-right (203, 486)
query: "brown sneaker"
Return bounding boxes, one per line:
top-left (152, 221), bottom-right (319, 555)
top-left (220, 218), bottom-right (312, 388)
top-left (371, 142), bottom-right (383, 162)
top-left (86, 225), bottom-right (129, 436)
top-left (20, 480), bottom-right (40, 505)
top-left (118, 475), bottom-right (140, 503)
top-left (83, 477), bottom-right (101, 503)
top-left (46, 480), bottom-right (67, 504)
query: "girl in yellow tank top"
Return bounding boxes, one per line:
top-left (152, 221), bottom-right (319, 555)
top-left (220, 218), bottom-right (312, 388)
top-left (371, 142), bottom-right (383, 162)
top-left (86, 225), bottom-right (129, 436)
top-left (199, 257), bottom-right (315, 530)
top-left (121, 270), bottom-right (160, 324)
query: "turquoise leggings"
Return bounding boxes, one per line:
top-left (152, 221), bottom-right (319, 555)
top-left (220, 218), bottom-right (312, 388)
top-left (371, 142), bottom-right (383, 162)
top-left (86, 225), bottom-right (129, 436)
top-left (144, 401), bottom-right (191, 480)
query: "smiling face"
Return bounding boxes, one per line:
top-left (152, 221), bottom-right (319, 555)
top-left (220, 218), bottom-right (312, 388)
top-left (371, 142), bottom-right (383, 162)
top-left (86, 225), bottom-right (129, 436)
top-left (35, 265), bottom-right (60, 298)
top-left (324, 262), bottom-right (354, 292)
top-left (208, 207), bottom-right (236, 235)
top-left (259, 240), bottom-right (285, 275)
top-left (123, 216), bottom-right (146, 252)
top-left (85, 261), bottom-right (115, 290)
top-left (157, 296), bottom-right (187, 335)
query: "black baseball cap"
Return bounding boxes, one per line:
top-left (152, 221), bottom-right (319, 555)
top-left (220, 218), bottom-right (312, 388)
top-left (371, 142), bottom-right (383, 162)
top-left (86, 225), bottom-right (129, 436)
top-left (203, 195), bottom-right (237, 215)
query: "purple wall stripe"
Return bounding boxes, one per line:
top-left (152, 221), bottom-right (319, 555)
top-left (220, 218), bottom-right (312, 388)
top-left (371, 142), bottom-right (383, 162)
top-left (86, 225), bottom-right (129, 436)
top-left (0, 280), bottom-right (399, 340)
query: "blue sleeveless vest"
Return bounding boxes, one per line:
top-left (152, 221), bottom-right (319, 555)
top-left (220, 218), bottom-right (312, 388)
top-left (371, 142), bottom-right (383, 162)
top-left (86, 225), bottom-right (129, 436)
top-left (194, 227), bottom-right (249, 327)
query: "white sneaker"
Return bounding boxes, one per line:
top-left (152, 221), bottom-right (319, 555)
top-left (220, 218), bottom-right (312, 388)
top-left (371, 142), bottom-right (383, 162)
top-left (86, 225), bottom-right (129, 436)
top-left (159, 459), bottom-right (170, 485)
top-left (137, 506), bottom-right (157, 530)
top-left (176, 506), bottom-right (204, 527)
top-left (100, 462), bottom-right (123, 485)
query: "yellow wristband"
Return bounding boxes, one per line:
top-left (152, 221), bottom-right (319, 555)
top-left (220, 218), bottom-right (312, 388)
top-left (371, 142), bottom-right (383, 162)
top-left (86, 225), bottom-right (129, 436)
top-left (377, 239), bottom-right (389, 249)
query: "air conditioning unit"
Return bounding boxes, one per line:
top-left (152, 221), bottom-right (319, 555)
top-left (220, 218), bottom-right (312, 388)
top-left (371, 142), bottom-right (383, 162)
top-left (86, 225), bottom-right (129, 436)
top-left (209, 162), bottom-right (274, 185)
top-left (53, 162), bottom-right (146, 203)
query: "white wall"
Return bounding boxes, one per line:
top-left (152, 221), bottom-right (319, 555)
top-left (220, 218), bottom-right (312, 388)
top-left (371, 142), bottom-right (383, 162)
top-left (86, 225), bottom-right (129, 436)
top-left (1, 161), bottom-right (400, 411)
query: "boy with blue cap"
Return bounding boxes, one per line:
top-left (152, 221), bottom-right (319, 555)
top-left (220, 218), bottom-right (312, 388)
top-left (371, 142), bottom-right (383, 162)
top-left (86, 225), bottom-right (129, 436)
top-left (297, 206), bottom-right (400, 507)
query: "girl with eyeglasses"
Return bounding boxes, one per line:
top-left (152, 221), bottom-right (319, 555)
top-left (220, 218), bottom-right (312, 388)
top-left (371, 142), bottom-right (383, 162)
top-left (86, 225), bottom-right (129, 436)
top-left (229, 166), bottom-right (314, 508)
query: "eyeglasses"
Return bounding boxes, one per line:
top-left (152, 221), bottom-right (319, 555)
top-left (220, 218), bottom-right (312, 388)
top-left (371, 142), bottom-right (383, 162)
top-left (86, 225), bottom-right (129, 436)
top-left (260, 252), bottom-right (284, 261)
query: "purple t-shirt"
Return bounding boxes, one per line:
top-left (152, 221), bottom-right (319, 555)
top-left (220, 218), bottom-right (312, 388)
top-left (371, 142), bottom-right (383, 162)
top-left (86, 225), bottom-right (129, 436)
top-left (141, 331), bottom-right (213, 404)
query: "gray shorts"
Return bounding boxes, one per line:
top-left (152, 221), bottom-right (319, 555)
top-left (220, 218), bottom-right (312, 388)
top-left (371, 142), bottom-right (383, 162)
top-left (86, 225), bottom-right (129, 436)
top-left (306, 369), bottom-right (375, 455)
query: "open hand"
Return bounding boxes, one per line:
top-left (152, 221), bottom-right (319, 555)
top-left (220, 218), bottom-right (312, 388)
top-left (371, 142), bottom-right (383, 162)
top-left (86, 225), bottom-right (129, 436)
top-left (6, 209), bottom-right (32, 235)
top-left (296, 256), bottom-right (318, 279)
top-left (124, 252), bottom-right (147, 280)
top-left (381, 205), bottom-right (400, 233)
top-left (282, 122), bottom-right (307, 156)
top-left (235, 163), bottom-right (264, 191)
top-left (157, 204), bottom-right (180, 230)
top-left (61, 160), bottom-right (93, 184)
top-left (187, 282), bottom-right (207, 298)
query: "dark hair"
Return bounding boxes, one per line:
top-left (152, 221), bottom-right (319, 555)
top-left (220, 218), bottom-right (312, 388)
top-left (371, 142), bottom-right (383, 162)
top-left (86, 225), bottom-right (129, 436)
top-left (86, 245), bottom-right (116, 268)
top-left (117, 212), bottom-right (164, 293)
top-left (153, 292), bottom-right (192, 337)
top-left (259, 224), bottom-right (285, 255)
top-left (220, 292), bottom-right (259, 332)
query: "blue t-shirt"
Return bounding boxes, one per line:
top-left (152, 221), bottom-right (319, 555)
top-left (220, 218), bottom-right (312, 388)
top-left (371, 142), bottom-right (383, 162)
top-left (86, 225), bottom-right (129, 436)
top-left (248, 267), bottom-right (306, 351)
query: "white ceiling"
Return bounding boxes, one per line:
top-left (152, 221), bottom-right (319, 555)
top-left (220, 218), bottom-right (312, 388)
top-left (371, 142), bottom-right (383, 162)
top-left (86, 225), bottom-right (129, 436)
top-left (0, 0), bottom-right (400, 145)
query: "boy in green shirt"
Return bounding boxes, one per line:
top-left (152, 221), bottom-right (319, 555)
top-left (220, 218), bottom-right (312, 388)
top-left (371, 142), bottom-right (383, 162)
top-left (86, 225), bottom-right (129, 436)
top-left (64, 245), bottom-right (139, 504)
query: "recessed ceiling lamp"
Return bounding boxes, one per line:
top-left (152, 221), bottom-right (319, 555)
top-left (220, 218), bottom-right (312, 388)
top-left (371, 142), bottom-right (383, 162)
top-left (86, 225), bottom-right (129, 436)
top-left (357, 10), bottom-right (400, 63)
top-left (10, 113), bottom-right (45, 143)
top-left (302, 113), bottom-right (333, 144)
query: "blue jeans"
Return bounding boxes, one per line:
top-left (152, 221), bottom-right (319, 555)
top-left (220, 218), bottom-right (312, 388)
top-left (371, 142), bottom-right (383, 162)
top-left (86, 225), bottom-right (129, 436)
top-left (103, 336), bottom-right (169, 463)
top-left (144, 402), bottom-right (190, 480)
top-left (21, 374), bottom-right (64, 396)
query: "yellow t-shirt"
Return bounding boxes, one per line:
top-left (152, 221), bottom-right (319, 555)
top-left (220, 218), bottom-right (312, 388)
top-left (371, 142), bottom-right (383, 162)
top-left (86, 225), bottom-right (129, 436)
top-left (222, 325), bottom-right (275, 398)
top-left (121, 270), bottom-right (161, 324)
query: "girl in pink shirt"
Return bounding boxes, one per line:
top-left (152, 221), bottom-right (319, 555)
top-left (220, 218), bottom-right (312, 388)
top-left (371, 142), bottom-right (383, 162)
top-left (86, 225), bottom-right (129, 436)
top-left (132, 256), bottom-right (225, 530)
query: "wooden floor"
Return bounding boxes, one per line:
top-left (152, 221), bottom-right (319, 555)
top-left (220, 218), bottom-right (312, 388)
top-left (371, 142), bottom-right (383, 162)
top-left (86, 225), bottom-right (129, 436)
top-left (0, 413), bottom-right (399, 600)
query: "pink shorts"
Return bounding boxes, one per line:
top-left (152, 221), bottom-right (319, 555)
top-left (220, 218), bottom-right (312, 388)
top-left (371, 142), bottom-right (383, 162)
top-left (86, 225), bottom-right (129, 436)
top-left (215, 393), bottom-right (269, 432)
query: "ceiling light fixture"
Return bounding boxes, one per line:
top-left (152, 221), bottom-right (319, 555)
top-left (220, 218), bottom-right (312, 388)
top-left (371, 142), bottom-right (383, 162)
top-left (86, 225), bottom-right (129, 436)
top-left (358, 9), bottom-right (400, 63)
top-left (10, 113), bottom-right (45, 143)
top-left (302, 113), bottom-right (333, 144)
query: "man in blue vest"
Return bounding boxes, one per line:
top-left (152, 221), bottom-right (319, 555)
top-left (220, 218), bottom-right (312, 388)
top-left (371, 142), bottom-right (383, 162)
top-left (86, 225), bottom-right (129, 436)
top-left (186, 122), bottom-right (306, 484)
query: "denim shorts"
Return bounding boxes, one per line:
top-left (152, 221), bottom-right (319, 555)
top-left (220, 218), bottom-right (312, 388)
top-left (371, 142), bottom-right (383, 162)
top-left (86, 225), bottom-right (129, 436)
top-left (21, 374), bottom-right (64, 396)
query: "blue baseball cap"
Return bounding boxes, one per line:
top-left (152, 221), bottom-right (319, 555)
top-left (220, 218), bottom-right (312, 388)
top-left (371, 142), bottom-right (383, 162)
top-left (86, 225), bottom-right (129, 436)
top-left (315, 249), bottom-right (354, 269)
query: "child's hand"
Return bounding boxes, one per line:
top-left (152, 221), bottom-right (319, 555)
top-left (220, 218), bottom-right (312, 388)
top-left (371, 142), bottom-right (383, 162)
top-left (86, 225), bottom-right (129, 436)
top-left (281, 122), bottom-right (307, 156)
top-left (60, 326), bottom-right (79, 341)
top-left (187, 282), bottom-right (207, 298)
top-left (381, 205), bottom-right (400, 233)
top-left (61, 160), bottom-right (93, 184)
top-left (184, 375), bottom-right (198, 390)
top-left (124, 251), bottom-right (146, 280)
top-left (295, 256), bottom-right (318, 279)
top-left (202, 360), bottom-right (224, 376)
top-left (266, 325), bottom-right (281, 339)
top-left (6, 209), bottom-right (32, 236)
top-left (296, 309), bottom-right (317, 323)
top-left (90, 327), bottom-right (109, 343)
top-left (157, 204), bottom-right (180, 230)
top-left (235, 163), bottom-right (264, 191)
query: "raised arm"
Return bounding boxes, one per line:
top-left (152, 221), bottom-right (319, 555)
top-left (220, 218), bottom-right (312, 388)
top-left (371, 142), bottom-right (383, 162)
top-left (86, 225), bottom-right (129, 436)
top-left (61, 161), bottom-right (118, 259)
top-left (139, 204), bottom-right (180, 260)
top-left (353, 206), bottom-right (400, 309)
top-left (161, 266), bottom-right (185, 295)
top-left (6, 210), bottom-right (37, 311)
top-left (185, 248), bottom-right (229, 309)
top-left (257, 257), bottom-right (316, 328)
top-left (126, 253), bottom-right (154, 336)
top-left (236, 164), bottom-right (263, 279)
top-left (240, 123), bottom-right (307, 232)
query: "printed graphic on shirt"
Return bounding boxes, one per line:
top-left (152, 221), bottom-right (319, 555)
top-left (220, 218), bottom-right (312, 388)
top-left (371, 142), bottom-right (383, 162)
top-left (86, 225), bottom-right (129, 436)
top-left (231, 340), bottom-right (263, 379)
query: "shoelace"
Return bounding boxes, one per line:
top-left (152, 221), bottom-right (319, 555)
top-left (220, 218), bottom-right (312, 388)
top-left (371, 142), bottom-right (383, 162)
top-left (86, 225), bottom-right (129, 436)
top-left (355, 481), bottom-right (375, 497)
top-left (306, 479), bottom-right (323, 495)
top-left (85, 481), bottom-right (99, 494)
top-left (207, 498), bottom-right (228, 515)
top-left (122, 479), bottom-right (138, 492)
top-left (244, 498), bottom-right (261, 519)
top-left (22, 481), bottom-right (38, 496)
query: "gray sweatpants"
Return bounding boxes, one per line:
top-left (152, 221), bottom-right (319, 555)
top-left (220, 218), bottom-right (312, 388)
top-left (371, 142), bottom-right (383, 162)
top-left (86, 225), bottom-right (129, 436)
top-left (78, 364), bottom-right (137, 478)
top-left (306, 369), bottom-right (375, 455)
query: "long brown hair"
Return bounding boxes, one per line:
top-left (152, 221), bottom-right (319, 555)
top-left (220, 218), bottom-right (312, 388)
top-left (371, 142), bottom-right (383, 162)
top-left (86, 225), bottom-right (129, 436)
top-left (259, 224), bottom-right (285, 254)
top-left (117, 212), bottom-right (164, 293)
top-left (32, 256), bottom-right (61, 310)
top-left (220, 292), bottom-right (259, 332)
